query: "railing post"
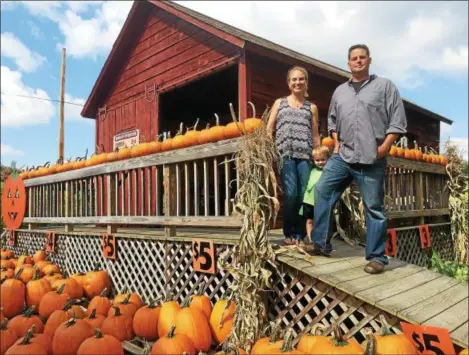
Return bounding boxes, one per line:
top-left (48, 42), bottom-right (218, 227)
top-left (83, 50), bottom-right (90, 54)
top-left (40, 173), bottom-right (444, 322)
top-left (415, 171), bottom-right (425, 225)
top-left (163, 164), bottom-right (176, 237)
top-left (106, 174), bottom-right (117, 234)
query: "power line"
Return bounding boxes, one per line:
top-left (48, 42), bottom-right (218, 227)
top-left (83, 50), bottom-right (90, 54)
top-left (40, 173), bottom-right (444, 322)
top-left (0, 92), bottom-right (85, 106)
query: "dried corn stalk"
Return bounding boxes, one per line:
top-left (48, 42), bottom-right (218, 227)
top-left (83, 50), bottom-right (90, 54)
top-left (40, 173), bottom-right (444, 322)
top-left (444, 140), bottom-right (468, 265)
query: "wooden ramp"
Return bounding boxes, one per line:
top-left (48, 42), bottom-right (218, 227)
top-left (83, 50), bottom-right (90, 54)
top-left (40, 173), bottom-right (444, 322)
top-left (273, 231), bottom-right (468, 349)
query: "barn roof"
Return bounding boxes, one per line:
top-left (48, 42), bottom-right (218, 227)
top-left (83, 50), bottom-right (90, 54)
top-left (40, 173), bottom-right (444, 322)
top-left (81, 0), bottom-right (452, 125)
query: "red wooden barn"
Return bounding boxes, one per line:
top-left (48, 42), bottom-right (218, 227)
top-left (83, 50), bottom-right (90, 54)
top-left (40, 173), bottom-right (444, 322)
top-left (81, 0), bottom-right (452, 153)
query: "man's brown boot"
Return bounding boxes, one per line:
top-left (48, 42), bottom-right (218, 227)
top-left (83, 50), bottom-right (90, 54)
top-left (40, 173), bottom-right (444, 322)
top-left (364, 260), bottom-right (385, 274)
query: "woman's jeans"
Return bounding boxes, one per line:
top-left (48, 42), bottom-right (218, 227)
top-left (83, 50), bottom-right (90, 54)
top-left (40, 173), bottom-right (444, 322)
top-left (280, 158), bottom-right (312, 240)
top-left (311, 153), bottom-right (388, 264)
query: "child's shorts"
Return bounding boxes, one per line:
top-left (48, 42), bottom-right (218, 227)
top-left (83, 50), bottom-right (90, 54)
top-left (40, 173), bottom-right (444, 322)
top-left (302, 203), bottom-right (314, 220)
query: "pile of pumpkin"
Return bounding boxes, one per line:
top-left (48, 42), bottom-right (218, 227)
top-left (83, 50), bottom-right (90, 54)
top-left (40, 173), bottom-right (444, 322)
top-left (321, 136), bottom-right (448, 166)
top-left (20, 102), bottom-right (262, 181)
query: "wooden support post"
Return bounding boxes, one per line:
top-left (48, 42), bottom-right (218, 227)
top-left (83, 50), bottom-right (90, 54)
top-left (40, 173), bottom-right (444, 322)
top-left (106, 174), bottom-right (117, 233)
top-left (59, 48), bottom-right (66, 160)
top-left (415, 171), bottom-right (425, 225)
top-left (238, 51), bottom-right (248, 122)
top-left (163, 164), bottom-right (177, 237)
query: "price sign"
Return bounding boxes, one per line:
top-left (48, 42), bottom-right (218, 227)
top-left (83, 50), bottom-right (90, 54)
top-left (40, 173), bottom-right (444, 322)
top-left (419, 225), bottom-right (431, 249)
top-left (385, 229), bottom-right (397, 256)
top-left (101, 233), bottom-right (117, 260)
top-left (45, 232), bottom-right (56, 253)
top-left (7, 229), bottom-right (15, 246)
top-left (401, 322), bottom-right (456, 355)
top-left (192, 239), bottom-right (215, 274)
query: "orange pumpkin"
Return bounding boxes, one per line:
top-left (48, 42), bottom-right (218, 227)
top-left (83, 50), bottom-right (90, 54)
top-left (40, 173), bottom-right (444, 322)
top-left (198, 124), bottom-right (212, 145)
top-left (161, 132), bottom-right (173, 152)
top-left (215, 343), bottom-right (247, 355)
top-left (1, 259), bottom-right (14, 269)
top-left (70, 272), bottom-right (87, 288)
top-left (77, 328), bottom-right (124, 355)
top-left (67, 305), bottom-right (87, 319)
top-left (184, 119), bottom-right (202, 146)
top-left (43, 272), bottom-right (63, 283)
top-left (5, 326), bottom-right (47, 355)
top-left (208, 113), bottom-right (225, 143)
top-left (33, 260), bottom-right (51, 273)
top-left (1, 249), bottom-right (14, 260)
top-left (190, 283), bottom-right (212, 320)
top-left (13, 324), bottom-right (52, 355)
top-left (303, 324), bottom-right (362, 354)
top-left (151, 325), bottom-right (196, 355)
top-left (87, 287), bottom-right (112, 316)
top-left (38, 283), bottom-right (70, 319)
top-left (413, 141), bottom-right (423, 161)
top-left (101, 306), bottom-right (135, 342)
top-left (83, 267), bottom-right (111, 300)
top-left (44, 300), bottom-right (77, 336)
top-left (9, 306), bottom-right (44, 338)
top-left (225, 103), bottom-right (245, 139)
top-left (26, 268), bottom-right (52, 311)
top-left (0, 268), bottom-right (14, 280)
top-left (322, 136), bottom-right (335, 149)
top-left (17, 255), bottom-right (33, 267)
top-left (14, 265), bottom-right (35, 284)
top-left (51, 316), bottom-right (94, 355)
top-left (108, 293), bottom-right (139, 318)
top-left (42, 264), bottom-right (60, 276)
top-left (252, 321), bottom-right (283, 354)
top-left (174, 298), bottom-right (212, 352)
top-left (148, 134), bottom-right (163, 154)
top-left (1, 268), bottom-right (26, 318)
top-left (209, 297), bottom-right (235, 345)
top-left (113, 288), bottom-right (144, 308)
top-left (32, 250), bottom-right (46, 264)
top-left (117, 146), bottom-right (132, 161)
top-left (84, 308), bottom-right (106, 330)
top-left (52, 278), bottom-right (84, 299)
top-left (243, 101), bottom-right (262, 133)
top-left (130, 136), bottom-right (151, 158)
top-left (389, 145), bottom-right (397, 157)
top-left (172, 123), bottom-right (188, 150)
top-left (132, 299), bottom-right (161, 340)
top-left (459, 349), bottom-right (469, 355)
top-left (1, 319), bottom-right (19, 355)
top-left (106, 148), bottom-right (119, 163)
top-left (157, 298), bottom-right (181, 338)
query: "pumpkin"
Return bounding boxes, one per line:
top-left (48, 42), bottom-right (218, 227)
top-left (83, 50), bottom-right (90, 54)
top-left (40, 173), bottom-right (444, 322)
top-left (9, 306), bottom-right (44, 338)
top-left (44, 300), bottom-right (77, 336)
top-left (389, 145), bottom-right (397, 157)
top-left (52, 278), bottom-right (84, 299)
top-left (157, 297), bottom-right (181, 338)
top-left (172, 123), bottom-right (188, 150)
top-left (5, 326), bottom-right (47, 355)
top-left (32, 250), bottom-right (46, 264)
top-left (270, 329), bottom-right (303, 354)
top-left (101, 306), bottom-right (134, 342)
top-left (13, 324), bottom-right (52, 355)
top-left (1, 268), bottom-right (26, 318)
top-left (38, 283), bottom-right (70, 319)
top-left (1, 166), bottom-right (27, 230)
top-left (1, 268), bottom-right (14, 280)
top-left (48, 159), bottom-right (61, 175)
top-left (117, 146), bottom-right (131, 161)
top-left (148, 134), bottom-right (163, 154)
top-left (244, 102), bottom-right (262, 133)
top-left (363, 316), bottom-right (417, 355)
top-left (1, 250), bottom-right (14, 260)
top-left (209, 297), bottom-right (235, 345)
top-left (70, 272), bottom-right (87, 288)
top-left (83, 267), bottom-right (111, 299)
top-left (297, 323), bottom-right (332, 354)
top-left (51, 315), bottom-right (94, 355)
top-left (33, 260), bottom-right (51, 273)
top-left (87, 288), bottom-right (112, 316)
top-left (26, 268), bottom-right (52, 310)
top-left (43, 272), bottom-right (63, 283)
top-left (225, 103), bottom-right (245, 139)
top-left (1, 259), bottom-right (14, 270)
top-left (67, 305), bottom-right (88, 319)
top-left (130, 136), bottom-right (151, 158)
top-left (174, 297), bottom-right (212, 352)
top-left (132, 299), bottom-right (161, 340)
top-left (441, 155), bottom-right (448, 166)
top-left (189, 282), bottom-right (212, 320)
top-left (113, 287), bottom-right (144, 308)
top-left (77, 328), bottom-right (124, 355)
top-left (459, 349), bottom-right (469, 355)
top-left (304, 324), bottom-right (363, 354)
top-left (84, 308), bottom-right (106, 330)
top-left (322, 136), bottom-right (335, 149)
top-left (184, 119), bottom-right (202, 146)
top-left (108, 293), bottom-right (139, 318)
top-left (208, 113), bottom-right (225, 143)
top-left (41, 264), bottom-right (60, 276)
top-left (413, 141), bottom-right (423, 161)
top-left (161, 132), bottom-right (173, 152)
top-left (1, 319), bottom-right (19, 355)
top-left (106, 149), bottom-right (119, 163)
top-left (151, 325), bottom-right (196, 355)
top-left (14, 266), bottom-right (35, 284)
top-left (251, 321), bottom-right (283, 354)
top-left (198, 124), bottom-right (212, 145)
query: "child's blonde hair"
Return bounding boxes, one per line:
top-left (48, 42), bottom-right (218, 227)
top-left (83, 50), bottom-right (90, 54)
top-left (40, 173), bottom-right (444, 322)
top-left (313, 146), bottom-right (331, 158)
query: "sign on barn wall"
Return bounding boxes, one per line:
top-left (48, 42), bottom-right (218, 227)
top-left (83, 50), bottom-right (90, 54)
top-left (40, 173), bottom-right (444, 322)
top-left (113, 129), bottom-right (140, 150)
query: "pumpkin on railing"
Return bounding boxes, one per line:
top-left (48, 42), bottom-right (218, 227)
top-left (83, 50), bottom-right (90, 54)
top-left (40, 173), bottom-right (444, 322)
top-left (148, 134), bottom-right (163, 154)
top-left (161, 132), bottom-right (173, 152)
top-left (227, 103), bottom-right (245, 138)
top-left (184, 119), bottom-right (201, 146)
top-left (172, 123), bottom-right (188, 150)
top-left (208, 113), bottom-right (225, 143)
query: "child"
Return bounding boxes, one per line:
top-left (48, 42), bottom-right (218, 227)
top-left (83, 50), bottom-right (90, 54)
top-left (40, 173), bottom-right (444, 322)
top-left (299, 146), bottom-right (330, 245)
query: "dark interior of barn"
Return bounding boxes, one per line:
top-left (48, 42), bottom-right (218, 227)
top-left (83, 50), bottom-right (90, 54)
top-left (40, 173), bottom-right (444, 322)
top-left (159, 64), bottom-right (238, 136)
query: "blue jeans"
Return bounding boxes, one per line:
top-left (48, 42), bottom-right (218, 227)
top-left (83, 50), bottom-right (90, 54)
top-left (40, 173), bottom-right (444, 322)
top-left (280, 158), bottom-right (312, 240)
top-left (311, 153), bottom-right (388, 264)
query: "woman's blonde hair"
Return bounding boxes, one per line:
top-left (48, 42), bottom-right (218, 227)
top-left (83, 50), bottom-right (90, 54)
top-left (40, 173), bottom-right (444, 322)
top-left (287, 65), bottom-right (309, 98)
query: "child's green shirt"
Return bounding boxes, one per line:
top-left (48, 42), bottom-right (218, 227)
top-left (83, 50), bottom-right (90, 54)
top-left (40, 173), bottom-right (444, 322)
top-left (299, 168), bottom-right (323, 215)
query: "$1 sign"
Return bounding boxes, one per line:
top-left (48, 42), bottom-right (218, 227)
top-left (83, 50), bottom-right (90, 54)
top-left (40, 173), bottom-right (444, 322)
top-left (192, 239), bottom-right (215, 274)
top-left (401, 322), bottom-right (455, 355)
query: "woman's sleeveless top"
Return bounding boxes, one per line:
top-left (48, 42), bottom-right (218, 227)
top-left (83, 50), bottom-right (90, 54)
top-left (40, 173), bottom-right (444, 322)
top-left (275, 97), bottom-right (313, 160)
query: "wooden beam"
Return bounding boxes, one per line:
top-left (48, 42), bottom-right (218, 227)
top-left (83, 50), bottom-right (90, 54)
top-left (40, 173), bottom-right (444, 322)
top-left (238, 51), bottom-right (248, 122)
top-left (387, 157), bottom-right (446, 175)
top-left (387, 208), bottom-right (450, 219)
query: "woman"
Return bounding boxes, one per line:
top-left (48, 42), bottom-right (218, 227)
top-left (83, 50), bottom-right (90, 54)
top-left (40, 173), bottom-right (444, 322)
top-left (267, 66), bottom-right (320, 245)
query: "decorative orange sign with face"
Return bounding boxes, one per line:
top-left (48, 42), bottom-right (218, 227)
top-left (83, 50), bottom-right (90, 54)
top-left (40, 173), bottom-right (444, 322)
top-left (2, 165), bottom-right (27, 230)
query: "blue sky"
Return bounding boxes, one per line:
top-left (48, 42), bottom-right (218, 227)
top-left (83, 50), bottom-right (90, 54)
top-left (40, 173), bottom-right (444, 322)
top-left (1, 1), bottom-right (468, 168)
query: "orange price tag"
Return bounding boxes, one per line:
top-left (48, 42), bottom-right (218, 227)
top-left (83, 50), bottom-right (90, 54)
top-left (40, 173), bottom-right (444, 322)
top-left (192, 239), bottom-right (215, 274)
top-left (45, 232), bottom-right (56, 253)
top-left (400, 322), bottom-right (456, 355)
top-left (101, 233), bottom-right (117, 260)
top-left (419, 225), bottom-right (431, 249)
top-left (7, 229), bottom-right (15, 246)
top-left (385, 229), bottom-right (397, 256)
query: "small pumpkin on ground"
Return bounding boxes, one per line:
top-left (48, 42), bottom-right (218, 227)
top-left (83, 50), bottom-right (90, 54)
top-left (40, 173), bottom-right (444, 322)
top-left (1, 268), bottom-right (26, 318)
top-left (1, 249), bottom-right (14, 260)
top-left (209, 296), bottom-right (236, 345)
top-left (84, 308), bottom-right (106, 330)
top-left (14, 266), bottom-right (35, 284)
top-left (151, 325), bottom-right (196, 355)
top-left (189, 282), bottom-right (212, 320)
top-left (38, 283), bottom-right (70, 319)
top-left (215, 342), bottom-right (247, 355)
top-left (304, 323), bottom-right (363, 354)
top-left (157, 294), bottom-right (181, 338)
top-left (251, 321), bottom-right (283, 355)
top-left (113, 287), bottom-right (144, 308)
top-left (32, 250), bottom-right (46, 264)
top-left (5, 326), bottom-right (47, 355)
top-left (83, 266), bottom-right (111, 300)
top-left (51, 315), bottom-right (94, 355)
top-left (108, 293), bottom-right (139, 318)
top-left (52, 277), bottom-right (84, 299)
top-left (43, 272), bottom-right (63, 283)
top-left (17, 255), bottom-right (33, 267)
top-left (77, 328), bottom-right (124, 355)
top-left (87, 287), bottom-right (112, 316)
top-left (41, 264), bottom-right (60, 276)
top-left (270, 329), bottom-right (303, 354)
top-left (1, 319), bottom-right (19, 355)
top-left (9, 306), bottom-right (44, 338)
top-left (26, 268), bottom-right (52, 311)
top-left (13, 324), bottom-right (52, 355)
top-left (44, 299), bottom-right (77, 336)
top-left (1, 267), bottom-right (14, 280)
top-left (101, 306), bottom-right (134, 342)
top-left (1, 259), bottom-right (15, 270)
top-left (70, 272), bottom-right (87, 288)
top-left (132, 298), bottom-right (161, 340)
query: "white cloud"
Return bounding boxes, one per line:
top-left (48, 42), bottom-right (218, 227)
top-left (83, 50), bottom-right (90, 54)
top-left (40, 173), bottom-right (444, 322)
top-left (28, 21), bottom-right (44, 40)
top-left (1, 144), bottom-right (25, 157)
top-left (1, 66), bottom-right (55, 127)
top-left (63, 93), bottom-right (90, 123)
top-left (0, 32), bottom-right (46, 72)
top-left (447, 138), bottom-right (468, 161)
top-left (440, 122), bottom-right (452, 138)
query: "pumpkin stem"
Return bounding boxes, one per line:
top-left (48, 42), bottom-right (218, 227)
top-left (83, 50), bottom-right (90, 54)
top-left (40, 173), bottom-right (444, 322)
top-left (181, 297), bottom-right (191, 308)
top-left (56, 283), bottom-right (66, 294)
top-left (268, 320), bottom-right (283, 343)
top-left (65, 313), bottom-right (77, 328)
top-left (120, 293), bottom-right (131, 304)
top-left (193, 118), bottom-right (199, 131)
top-left (94, 328), bottom-right (104, 339)
top-left (307, 323), bottom-right (326, 336)
top-left (218, 299), bottom-right (233, 329)
top-left (214, 113), bottom-right (220, 126)
top-left (196, 281), bottom-right (206, 295)
top-left (279, 329), bottom-right (295, 353)
top-left (378, 314), bottom-right (394, 336)
top-left (331, 323), bottom-right (349, 347)
top-left (0, 319), bottom-right (8, 330)
top-left (363, 328), bottom-right (377, 355)
top-left (156, 134), bottom-right (163, 142)
top-left (62, 299), bottom-right (77, 311)
top-left (112, 305), bottom-right (122, 317)
top-left (13, 268), bottom-right (23, 280)
top-left (23, 306), bottom-right (35, 317)
top-left (148, 296), bottom-right (162, 309)
top-left (166, 325), bottom-right (176, 338)
top-left (99, 287), bottom-right (108, 297)
top-left (88, 308), bottom-right (97, 319)
top-left (247, 101), bottom-right (256, 118)
top-left (20, 326), bottom-right (35, 345)
top-left (177, 122), bottom-right (184, 136)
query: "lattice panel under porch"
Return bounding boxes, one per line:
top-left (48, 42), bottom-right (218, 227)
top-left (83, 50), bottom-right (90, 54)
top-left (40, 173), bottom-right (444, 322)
top-left (267, 266), bottom-right (404, 347)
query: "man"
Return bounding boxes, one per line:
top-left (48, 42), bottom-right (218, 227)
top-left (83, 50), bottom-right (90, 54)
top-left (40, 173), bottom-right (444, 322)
top-left (310, 44), bottom-right (407, 274)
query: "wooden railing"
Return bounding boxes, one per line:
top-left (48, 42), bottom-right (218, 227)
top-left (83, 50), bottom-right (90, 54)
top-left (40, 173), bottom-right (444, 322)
top-left (21, 138), bottom-right (449, 234)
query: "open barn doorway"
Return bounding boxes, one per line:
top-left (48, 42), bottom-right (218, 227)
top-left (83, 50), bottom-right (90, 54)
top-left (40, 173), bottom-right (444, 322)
top-left (158, 64), bottom-right (239, 219)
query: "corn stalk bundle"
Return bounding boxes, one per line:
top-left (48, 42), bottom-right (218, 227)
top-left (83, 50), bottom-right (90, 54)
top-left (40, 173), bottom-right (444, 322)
top-left (444, 140), bottom-right (468, 265)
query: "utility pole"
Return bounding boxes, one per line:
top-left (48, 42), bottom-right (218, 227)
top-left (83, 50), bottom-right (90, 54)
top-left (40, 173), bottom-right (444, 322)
top-left (59, 48), bottom-right (66, 161)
